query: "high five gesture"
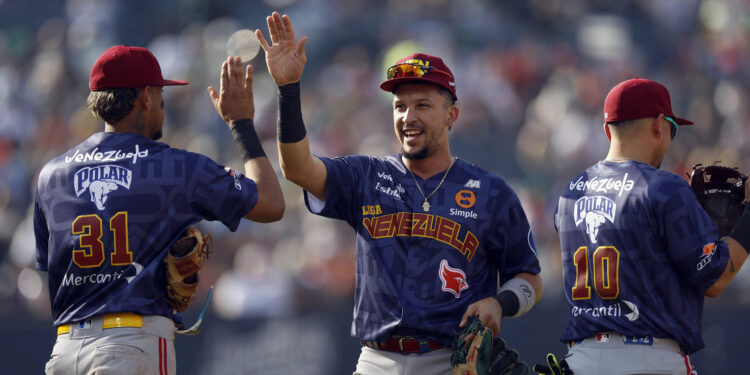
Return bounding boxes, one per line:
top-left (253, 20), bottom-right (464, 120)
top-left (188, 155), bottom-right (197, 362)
top-left (256, 12), bottom-right (307, 86)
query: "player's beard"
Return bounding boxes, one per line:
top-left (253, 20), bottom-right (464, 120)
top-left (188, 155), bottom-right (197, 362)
top-left (402, 145), bottom-right (429, 160)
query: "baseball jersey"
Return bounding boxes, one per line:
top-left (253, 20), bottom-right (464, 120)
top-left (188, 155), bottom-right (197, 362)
top-left (554, 160), bottom-right (730, 354)
top-left (305, 154), bottom-right (541, 345)
top-left (34, 132), bottom-right (258, 326)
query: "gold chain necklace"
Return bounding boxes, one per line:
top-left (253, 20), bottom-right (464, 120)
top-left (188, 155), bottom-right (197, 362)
top-left (407, 157), bottom-right (456, 212)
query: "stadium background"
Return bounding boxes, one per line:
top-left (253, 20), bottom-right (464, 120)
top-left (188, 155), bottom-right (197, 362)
top-left (1, 0), bottom-right (749, 373)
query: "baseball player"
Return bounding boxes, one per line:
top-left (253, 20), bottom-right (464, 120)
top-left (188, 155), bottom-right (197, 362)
top-left (553, 78), bottom-right (750, 374)
top-left (256, 12), bottom-right (542, 374)
top-left (34, 46), bottom-right (284, 374)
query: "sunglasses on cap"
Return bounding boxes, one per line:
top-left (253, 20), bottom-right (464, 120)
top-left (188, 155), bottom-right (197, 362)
top-left (664, 116), bottom-right (679, 139)
top-left (386, 63), bottom-right (448, 80)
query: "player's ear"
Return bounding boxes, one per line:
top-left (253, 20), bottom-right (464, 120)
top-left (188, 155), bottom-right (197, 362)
top-left (138, 86), bottom-right (153, 109)
top-left (447, 105), bottom-right (459, 130)
top-left (650, 115), bottom-right (664, 140)
top-left (603, 123), bottom-right (612, 142)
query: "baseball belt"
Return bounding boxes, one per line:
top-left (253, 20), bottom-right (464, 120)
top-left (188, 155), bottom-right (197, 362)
top-left (362, 336), bottom-right (444, 354)
top-left (570, 332), bottom-right (683, 353)
top-left (57, 312), bottom-right (142, 335)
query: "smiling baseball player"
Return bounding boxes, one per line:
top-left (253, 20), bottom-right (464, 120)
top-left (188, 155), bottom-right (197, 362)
top-left (256, 12), bottom-right (542, 374)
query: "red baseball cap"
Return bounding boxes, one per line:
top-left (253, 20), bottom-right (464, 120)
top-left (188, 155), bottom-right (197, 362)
top-left (379, 53), bottom-right (457, 100)
top-left (89, 45), bottom-right (188, 91)
top-left (603, 78), bottom-right (692, 125)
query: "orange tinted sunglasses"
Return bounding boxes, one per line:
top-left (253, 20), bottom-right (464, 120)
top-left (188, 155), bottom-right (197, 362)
top-left (386, 63), bottom-right (436, 79)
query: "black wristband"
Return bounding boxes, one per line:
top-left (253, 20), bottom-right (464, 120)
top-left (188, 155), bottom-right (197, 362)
top-left (493, 290), bottom-right (519, 318)
top-left (728, 204), bottom-right (750, 254)
top-left (230, 119), bottom-right (266, 162)
top-left (278, 82), bottom-right (307, 143)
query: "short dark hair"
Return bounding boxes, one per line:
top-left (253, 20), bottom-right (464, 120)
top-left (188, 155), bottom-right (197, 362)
top-left (86, 88), bottom-right (142, 124)
top-left (606, 118), bottom-right (647, 137)
top-left (438, 87), bottom-right (456, 105)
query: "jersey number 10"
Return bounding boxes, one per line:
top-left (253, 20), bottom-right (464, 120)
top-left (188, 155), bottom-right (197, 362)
top-left (72, 212), bottom-right (133, 268)
top-left (571, 245), bottom-right (620, 300)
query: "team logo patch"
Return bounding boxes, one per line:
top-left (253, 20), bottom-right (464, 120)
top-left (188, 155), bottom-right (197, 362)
top-left (74, 165), bottom-right (132, 210)
top-left (573, 196), bottom-right (616, 243)
top-left (596, 333), bottom-right (610, 342)
top-left (697, 243), bottom-right (716, 270)
top-left (455, 190), bottom-right (476, 208)
top-left (226, 167), bottom-right (243, 191)
top-left (439, 259), bottom-right (469, 298)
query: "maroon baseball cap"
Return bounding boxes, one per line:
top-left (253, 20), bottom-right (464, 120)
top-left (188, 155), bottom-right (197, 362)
top-left (603, 78), bottom-right (692, 125)
top-left (379, 53), bottom-right (457, 100)
top-left (89, 45), bottom-right (188, 91)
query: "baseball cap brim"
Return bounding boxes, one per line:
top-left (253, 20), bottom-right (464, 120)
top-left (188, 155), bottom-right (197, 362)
top-left (160, 79), bottom-right (189, 87)
top-left (671, 116), bottom-right (693, 125)
top-left (380, 76), bottom-right (433, 93)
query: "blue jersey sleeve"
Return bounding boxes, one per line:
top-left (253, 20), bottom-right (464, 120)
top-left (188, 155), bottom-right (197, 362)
top-left (487, 181), bottom-right (541, 284)
top-left (304, 155), bottom-right (364, 226)
top-left (185, 152), bottom-right (258, 231)
top-left (659, 181), bottom-right (729, 292)
top-left (33, 187), bottom-right (49, 272)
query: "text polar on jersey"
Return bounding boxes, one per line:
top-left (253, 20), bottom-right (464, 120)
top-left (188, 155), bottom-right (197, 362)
top-left (573, 196), bottom-right (616, 243)
top-left (74, 164), bottom-right (132, 210)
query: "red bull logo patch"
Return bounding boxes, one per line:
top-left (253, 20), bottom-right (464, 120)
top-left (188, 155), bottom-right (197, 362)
top-left (439, 259), bottom-right (468, 298)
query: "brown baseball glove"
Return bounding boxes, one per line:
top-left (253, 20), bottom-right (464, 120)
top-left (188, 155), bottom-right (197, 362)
top-left (689, 163), bottom-right (748, 237)
top-left (164, 226), bottom-right (213, 312)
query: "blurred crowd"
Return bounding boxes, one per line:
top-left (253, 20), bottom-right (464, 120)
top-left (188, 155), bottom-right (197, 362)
top-left (2, 0), bottom-right (750, 325)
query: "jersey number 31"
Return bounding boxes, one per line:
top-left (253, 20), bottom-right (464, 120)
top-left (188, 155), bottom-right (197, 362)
top-left (72, 212), bottom-right (133, 268)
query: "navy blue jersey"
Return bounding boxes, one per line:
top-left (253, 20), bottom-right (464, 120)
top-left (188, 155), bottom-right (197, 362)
top-left (34, 132), bottom-right (258, 326)
top-left (305, 154), bottom-right (540, 345)
top-left (554, 160), bottom-right (730, 354)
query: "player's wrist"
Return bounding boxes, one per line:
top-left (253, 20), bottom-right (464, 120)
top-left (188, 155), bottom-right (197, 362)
top-left (277, 82), bottom-right (307, 143)
top-left (494, 278), bottom-right (536, 318)
top-left (728, 204), bottom-right (750, 254)
top-left (494, 291), bottom-right (519, 318)
top-left (230, 119), bottom-right (266, 161)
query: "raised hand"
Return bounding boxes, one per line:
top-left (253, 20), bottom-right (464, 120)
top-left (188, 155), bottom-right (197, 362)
top-left (255, 12), bottom-right (307, 86)
top-left (207, 56), bottom-right (255, 124)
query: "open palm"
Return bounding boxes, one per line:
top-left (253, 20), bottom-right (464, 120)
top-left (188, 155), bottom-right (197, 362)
top-left (256, 12), bottom-right (307, 86)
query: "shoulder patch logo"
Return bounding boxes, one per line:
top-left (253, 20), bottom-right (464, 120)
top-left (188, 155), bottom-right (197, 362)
top-left (74, 165), bottom-right (132, 210)
top-left (697, 243), bottom-right (716, 270)
top-left (439, 259), bottom-right (469, 298)
top-left (464, 179), bottom-right (481, 189)
top-left (573, 196), bottom-right (616, 243)
top-left (226, 167), bottom-right (242, 190)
